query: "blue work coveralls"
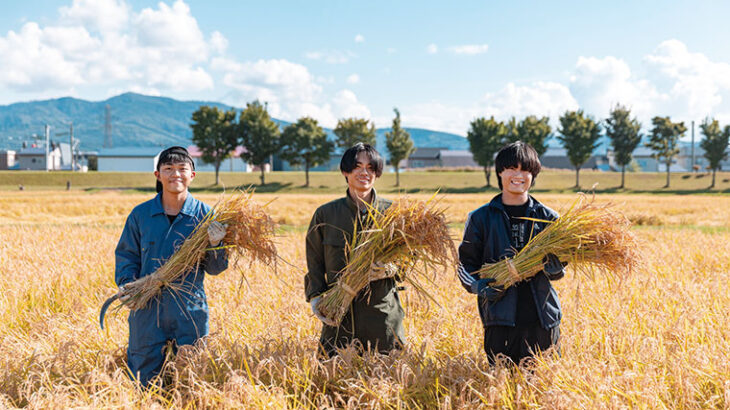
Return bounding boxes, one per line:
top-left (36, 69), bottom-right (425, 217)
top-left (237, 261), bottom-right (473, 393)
top-left (115, 192), bottom-right (228, 385)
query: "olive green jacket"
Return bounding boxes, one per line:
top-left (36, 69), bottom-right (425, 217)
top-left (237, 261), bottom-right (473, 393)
top-left (305, 189), bottom-right (405, 356)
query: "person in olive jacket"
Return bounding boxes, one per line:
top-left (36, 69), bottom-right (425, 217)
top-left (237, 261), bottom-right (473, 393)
top-left (458, 141), bottom-right (566, 365)
top-left (305, 143), bottom-right (405, 357)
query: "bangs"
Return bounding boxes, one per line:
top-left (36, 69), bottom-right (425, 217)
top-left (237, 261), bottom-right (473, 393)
top-left (495, 141), bottom-right (541, 176)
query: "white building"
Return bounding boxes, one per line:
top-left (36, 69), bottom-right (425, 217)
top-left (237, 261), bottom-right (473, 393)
top-left (0, 150), bottom-right (16, 170)
top-left (16, 145), bottom-right (62, 170)
top-left (97, 147), bottom-right (161, 172)
top-left (187, 145), bottom-right (252, 173)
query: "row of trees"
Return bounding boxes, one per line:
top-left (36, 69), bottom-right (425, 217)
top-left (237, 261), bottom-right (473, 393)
top-left (191, 102), bottom-right (415, 187)
top-left (467, 105), bottom-right (730, 189)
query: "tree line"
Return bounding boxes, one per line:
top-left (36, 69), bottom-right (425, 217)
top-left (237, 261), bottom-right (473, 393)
top-left (193, 101), bottom-right (730, 190)
top-left (467, 105), bottom-right (730, 189)
top-left (191, 102), bottom-right (415, 187)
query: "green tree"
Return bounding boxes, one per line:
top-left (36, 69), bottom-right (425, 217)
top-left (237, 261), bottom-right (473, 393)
top-left (280, 117), bottom-right (334, 187)
top-left (190, 106), bottom-right (238, 186)
top-left (605, 104), bottom-right (642, 189)
top-left (238, 101), bottom-right (281, 186)
top-left (467, 116), bottom-right (506, 187)
top-left (699, 118), bottom-right (730, 188)
top-left (557, 110), bottom-right (602, 189)
top-left (506, 115), bottom-right (552, 157)
top-left (333, 118), bottom-right (376, 149)
top-left (385, 108), bottom-right (415, 187)
top-left (646, 116), bottom-right (687, 188)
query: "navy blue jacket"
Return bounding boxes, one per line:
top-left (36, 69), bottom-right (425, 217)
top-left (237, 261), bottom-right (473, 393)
top-left (457, 194), bottom-right (563, 330)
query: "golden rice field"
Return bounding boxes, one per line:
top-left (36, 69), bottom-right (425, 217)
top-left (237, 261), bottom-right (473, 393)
top-left (1, 191), bottom-right (729, 408)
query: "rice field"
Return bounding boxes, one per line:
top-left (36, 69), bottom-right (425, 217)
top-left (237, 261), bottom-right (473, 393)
top-left (1, 191), bottom-right (729, 408)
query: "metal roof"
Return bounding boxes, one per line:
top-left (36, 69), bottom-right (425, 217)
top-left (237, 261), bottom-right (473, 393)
top-left (97, 147), bottom-right (162, 157)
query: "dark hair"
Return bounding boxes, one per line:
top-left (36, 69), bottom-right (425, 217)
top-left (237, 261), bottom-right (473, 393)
top-left (495, 141), bottom-right (541, 190)
top-left (339, 143), bottom-right (384, 178)
top-left (156, 146), bottom-right (195, 193)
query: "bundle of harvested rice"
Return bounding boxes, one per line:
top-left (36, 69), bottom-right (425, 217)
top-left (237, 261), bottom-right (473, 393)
top-left (316, 195), bottom-right (457, 325)
top-left (477, 195), bottom-right (642, 288)
top-left (100, 190), bottom-right (277, 329)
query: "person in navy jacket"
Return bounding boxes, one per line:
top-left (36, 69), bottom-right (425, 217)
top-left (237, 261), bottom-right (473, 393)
top-left (457, 141), bottom-right (566, 365)
top-left (115, 146), bottom-right (228, 385)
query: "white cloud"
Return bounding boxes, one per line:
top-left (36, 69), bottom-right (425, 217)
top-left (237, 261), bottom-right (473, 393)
top-left (481, 81), bottom-right (579, 121)
top-left (568, 40), bottom-right (730, 124)
top-left (0, 22), bottom-right (85, 90)
top-left (426, 44), bottom-right (438, 54)
top-left (133, 0), bottom-right (208, 61)
top-left (59, 0), bottom-right (129, 34)
top-left (389, 82), bottom-right (578, 135)
top-left (569, 56), bottom-right (657, 120)
top-left (346, 74), bottom-right (360, 84)
top-left (644, 39), bottom-right (730, 120)
top-left (332, 89), bottom-right (371, 121)
top-left (354, 34), bottom-right (365, 43)
top-left (304, 49), bottom-right (356, 64)
top-left (209, 31), bottom-right (228, 55)
top-left (0, 0), bottom-right (220, 95)
top-left (386, 47), bottom-right (396, 54)
top-left (448, 44), bottom-right (489, 55)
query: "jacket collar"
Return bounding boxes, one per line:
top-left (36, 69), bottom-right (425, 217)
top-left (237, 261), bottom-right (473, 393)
top-left (344, 188), bottom-right (379, 214)
top-left (151, 191), bottom-right (196, 217)
top-left (488, 193), bottom-right (539, 214)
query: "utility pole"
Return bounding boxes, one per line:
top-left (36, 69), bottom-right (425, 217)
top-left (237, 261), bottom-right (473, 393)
top-left (690, 120), bottom-right (695, 172)
top-left (45, 124), bottom-right (50, 171)
top-left (70, 122), bottom-right (74, 171)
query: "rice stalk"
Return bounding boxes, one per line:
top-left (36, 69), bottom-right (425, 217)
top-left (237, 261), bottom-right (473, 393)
top-left (117, 190), bottom-right (278, 311)
top-left (316, 194), bottom-right (457, 324)
top-left (476, 194), bottom-right (643, 288)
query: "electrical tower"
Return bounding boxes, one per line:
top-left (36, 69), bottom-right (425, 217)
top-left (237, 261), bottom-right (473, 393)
top-left (104, 104), bottom-right (113, 148)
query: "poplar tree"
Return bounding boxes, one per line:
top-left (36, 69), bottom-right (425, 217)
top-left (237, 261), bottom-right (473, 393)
top-left (333, 118), bottom-right (377, 149)
top-left (605, 104), bottom-right (642, 189)
top-left (385, 108), bottom-right (415, 187)
top-left (238, 101), bottom-right (281, 186)
top-left (646, 116), bottom-right (686, 188)
top-left (280, 117), bottom-right (334, 187)
top-left (558, 110), bottom-right (602, 189)
top-left (699, 118), bottom-right (730, 188)
top-left (467, 116), bottom-right (506, 187)
top-left (191, 106), bottom-right (238, 186)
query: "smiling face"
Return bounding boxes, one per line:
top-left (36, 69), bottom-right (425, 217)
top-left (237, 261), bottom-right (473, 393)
top-left (498, 164), bottom-right (533, 204)
top-left (155, 161), bottom-right (195, 194)
top-left (342, 151), bottom-right (377, 196)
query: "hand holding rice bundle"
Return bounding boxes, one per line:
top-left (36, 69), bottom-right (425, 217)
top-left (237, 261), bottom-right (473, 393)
top-left (316, 195), bottom-right (457, 325)
top-left (477, 195), bottom-right (642, 288)
top-left (99, 190), bottom-right (277, 328)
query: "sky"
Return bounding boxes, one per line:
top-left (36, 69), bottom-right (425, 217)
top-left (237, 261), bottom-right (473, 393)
top-left (1, 0), bottom-right (730, 135)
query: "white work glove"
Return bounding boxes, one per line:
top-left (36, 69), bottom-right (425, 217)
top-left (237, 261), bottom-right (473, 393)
top-left (207, 221), bottom-right (228, 246)
top-left (369, 261), bottom-right (398, 282)
top-left (118, 284), bottom-right (132, 304)
top-left (310, 295), bottom-right (337, 327)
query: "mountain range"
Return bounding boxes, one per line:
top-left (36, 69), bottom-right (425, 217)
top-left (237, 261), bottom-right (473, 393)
top-left (0, 93), bottom-right (469, 152)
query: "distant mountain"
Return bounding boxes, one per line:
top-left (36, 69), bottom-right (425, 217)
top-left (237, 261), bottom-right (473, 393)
top-left (0, 93), bottom-right (468, 152)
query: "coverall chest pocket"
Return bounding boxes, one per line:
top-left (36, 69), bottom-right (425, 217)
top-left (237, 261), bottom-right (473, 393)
top-left (322, 231), bottom-right (347, 286)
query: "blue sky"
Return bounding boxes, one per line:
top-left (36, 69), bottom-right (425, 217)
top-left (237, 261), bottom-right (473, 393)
top-left (1, 0), bottom-right (729, 135)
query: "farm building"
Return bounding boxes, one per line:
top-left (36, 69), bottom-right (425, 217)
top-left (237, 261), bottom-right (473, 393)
top-left (16, 144), bottom-right (62, 170)
top-left (97, 147), bottom-right (161, 172)
top-left (0, 150), bottom-right (16, 170)
top-left (186, 145), bottom-right (252, 173)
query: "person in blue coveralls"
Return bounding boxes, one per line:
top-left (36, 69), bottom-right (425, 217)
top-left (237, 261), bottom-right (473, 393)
top-left (114, 146), bottom-right (228, 385)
